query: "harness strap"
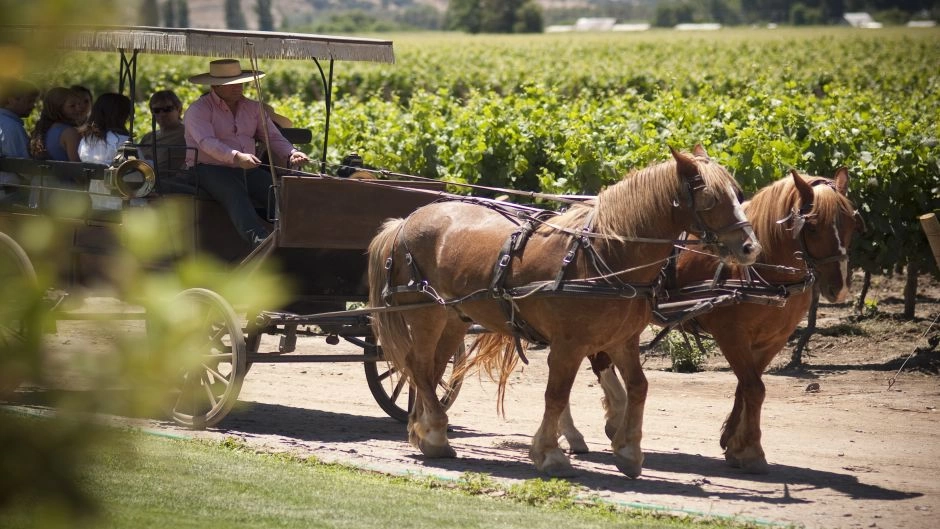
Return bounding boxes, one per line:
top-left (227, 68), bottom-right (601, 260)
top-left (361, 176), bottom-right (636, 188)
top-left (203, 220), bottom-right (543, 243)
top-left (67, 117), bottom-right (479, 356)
top-left (489, 222), bottom-right (549, 360)
top-left (551, 211), bottom-right (596, 290)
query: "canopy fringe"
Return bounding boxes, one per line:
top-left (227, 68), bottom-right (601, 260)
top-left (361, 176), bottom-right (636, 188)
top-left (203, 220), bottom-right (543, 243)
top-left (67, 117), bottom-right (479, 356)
top-left (2, 25), bottom-right (395, 63)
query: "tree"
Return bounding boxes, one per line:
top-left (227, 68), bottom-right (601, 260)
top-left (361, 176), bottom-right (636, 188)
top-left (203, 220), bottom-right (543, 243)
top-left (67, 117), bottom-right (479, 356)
top-left (514, 1), bottom-right (544, 33)
top-left (447, 0), bottom-right (542, 34)
top-left (176, 0), bottom-right (189, 28)
top-left (446, 0), bottom-right (482, 33)
top-left (396, 5), bottom-right (443, 30)
top-left (139, 0), bottom-right (159, 26)
top-left (257, 0), bottom-right (274, 31)
top-left (162, 0), bottom-right (176, 27)
top-left (225, 0), bottom-right (247, 30)
top-left (654, 1), bottom-right (695, 27)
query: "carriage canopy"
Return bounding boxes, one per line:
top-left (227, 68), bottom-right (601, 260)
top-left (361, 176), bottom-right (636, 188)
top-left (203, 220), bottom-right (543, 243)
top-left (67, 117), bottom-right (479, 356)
top-left (0, 25), bottom-right (395, 63)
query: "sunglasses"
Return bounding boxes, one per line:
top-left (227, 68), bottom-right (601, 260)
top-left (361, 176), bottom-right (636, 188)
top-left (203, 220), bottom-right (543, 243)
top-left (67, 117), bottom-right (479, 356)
top-left (150, 105), bottom-right (176, 114)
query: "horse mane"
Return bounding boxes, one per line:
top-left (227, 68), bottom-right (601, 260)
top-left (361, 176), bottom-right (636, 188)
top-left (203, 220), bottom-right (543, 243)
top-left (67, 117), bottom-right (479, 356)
top-left (745, 174), bottom-right (855, 258)
top-left (544, 153), bottom-right (734, 240)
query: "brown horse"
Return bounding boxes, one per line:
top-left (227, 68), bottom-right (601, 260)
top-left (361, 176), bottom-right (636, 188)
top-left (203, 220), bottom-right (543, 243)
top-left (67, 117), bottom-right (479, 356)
top-left (367, 145), bottom-right (760, 478)
top-left (562, 167), bottom-right (860, 473)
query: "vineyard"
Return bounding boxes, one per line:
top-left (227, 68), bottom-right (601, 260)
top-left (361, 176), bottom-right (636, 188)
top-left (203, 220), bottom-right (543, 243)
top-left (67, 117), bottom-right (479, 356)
top-left (28, 27), bottom-right (940, 283)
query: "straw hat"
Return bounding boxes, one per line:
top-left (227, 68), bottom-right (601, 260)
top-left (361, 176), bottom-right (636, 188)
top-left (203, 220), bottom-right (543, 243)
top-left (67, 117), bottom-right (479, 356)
top-left (188, 59), bottom-right (265, 85)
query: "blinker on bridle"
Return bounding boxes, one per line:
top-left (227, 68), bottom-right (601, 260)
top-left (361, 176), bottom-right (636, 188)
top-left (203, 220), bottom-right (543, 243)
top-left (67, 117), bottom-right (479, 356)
top-left (777, 179), bottom-right (853, 269)
top-left (679, 171), bottom-right (752, 246)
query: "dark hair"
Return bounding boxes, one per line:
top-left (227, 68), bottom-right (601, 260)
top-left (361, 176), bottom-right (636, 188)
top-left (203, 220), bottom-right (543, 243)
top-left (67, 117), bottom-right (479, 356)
top-left (79, 92), bottom-right (132, 141)
top-left (29, 86), bottom-right (79, 158)
top-left (0, 78), bottom-right (39, 102)
top-left (149, 89), bottom-right (182, 109)
top-left (70, 85), bottom-right (92, 100)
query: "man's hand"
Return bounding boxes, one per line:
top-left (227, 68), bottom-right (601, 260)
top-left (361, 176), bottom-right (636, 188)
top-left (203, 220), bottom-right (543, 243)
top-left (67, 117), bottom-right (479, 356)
top-left (289, 150), bottom-right (310, 167)
top-left (234, 151), bottom-right (262, 169)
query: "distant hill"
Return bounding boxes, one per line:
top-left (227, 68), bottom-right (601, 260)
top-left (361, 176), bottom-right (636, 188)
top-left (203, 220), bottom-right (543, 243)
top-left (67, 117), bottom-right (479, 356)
top-left (139, 1), bottom-right (660, 31)
top-left (182, 0), bottom-right (448, 30)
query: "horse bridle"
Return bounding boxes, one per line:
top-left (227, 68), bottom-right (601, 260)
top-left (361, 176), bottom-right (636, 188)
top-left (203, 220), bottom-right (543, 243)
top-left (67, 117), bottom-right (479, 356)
top-left (681, 171), bottom-right (753, 247)
top-left (784, 179), bottom-right (857, 271)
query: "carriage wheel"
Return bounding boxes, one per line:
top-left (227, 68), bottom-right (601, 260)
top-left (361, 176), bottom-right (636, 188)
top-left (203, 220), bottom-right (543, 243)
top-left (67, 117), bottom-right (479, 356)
top-left (167, 288), bottom-right (246, 429)
top-left (364, 340), bottom-right (466, 423)
top-left (0, 231), bottom-right (38, 398)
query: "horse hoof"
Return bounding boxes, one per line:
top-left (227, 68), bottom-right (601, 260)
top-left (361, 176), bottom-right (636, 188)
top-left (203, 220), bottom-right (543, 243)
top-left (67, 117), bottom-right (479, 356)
top-left (566, 437), bottom-right (590, 454)
top-left (724, 452), bottom-right (741, 468)
top-left (538, 450), bottom-right (577, 477)
top-left (613, 449), bottom-right (644, 479)
top-left (418, 440), bottom-right (456, 458)
top-left (739, 457), bottom-right (769, 474)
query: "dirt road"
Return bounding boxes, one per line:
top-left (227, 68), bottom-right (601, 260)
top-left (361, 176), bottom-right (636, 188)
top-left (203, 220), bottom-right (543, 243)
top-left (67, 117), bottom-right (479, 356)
top-left (144, 333), bottom-right (939, 529)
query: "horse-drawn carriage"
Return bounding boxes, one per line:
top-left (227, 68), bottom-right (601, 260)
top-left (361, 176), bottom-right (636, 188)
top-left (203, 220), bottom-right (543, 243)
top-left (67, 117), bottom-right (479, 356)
top-left (0, 25), bottom-right (464, 428)
top-left (1, 25), bottom-right (863, 480)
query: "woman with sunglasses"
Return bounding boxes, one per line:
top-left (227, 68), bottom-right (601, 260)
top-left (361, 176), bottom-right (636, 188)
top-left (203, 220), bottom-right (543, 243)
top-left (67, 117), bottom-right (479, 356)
top-left (139, 90), bottom-right (187, 176)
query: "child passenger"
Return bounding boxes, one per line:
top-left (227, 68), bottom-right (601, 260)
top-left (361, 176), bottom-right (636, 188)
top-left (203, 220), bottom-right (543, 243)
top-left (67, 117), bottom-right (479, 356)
top-left (29, 86), bottom-right (82, 162)
top-left (77, 92), bottom-right (132, 164)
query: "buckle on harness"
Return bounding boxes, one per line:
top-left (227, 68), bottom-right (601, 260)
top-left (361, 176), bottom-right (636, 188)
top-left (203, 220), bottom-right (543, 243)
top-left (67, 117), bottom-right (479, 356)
top-left (384, 257), bottom-right (393, 270)
top-left (498, 254), bottom-right (511, 268)
top-left (562, 249), bottom-right (576, 264)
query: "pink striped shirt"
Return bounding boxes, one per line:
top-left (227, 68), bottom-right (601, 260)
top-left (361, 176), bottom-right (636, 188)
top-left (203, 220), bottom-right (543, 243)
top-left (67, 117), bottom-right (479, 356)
top-left (183, 90), bottom-right (294, 168)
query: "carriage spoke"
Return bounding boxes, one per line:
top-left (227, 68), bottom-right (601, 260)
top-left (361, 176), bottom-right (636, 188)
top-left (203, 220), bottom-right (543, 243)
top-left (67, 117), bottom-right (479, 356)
top-left (201, 363), bottom-right (230, 387)
top-left (376, 364), bottom-right (397, 382)
top-left (201, 372), bottom-right (219, 409)
top-left (436, 379), bottom-right (454, 396)
top-left (389, 376), bottom-right (407, 402)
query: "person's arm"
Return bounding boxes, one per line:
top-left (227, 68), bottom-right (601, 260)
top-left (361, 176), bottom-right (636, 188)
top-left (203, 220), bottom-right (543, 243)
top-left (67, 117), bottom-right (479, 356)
top-left (60, 126), bottom-right (81, 162)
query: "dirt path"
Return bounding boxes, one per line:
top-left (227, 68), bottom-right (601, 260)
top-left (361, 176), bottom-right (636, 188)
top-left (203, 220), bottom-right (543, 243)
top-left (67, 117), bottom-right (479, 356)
top-left (138, 333), bottom-right (939, 529)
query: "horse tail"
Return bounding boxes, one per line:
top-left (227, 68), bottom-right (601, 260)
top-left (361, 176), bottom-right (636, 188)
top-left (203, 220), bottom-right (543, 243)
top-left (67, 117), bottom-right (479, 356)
top-left (460, 333), bottom-right (525, 417)
top-left (367, 218), bottom-right (413, 379)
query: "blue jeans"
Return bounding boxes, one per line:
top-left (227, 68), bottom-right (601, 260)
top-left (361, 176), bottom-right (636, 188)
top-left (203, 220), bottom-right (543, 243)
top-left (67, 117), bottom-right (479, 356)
top-left (192, 164), bottom-right (273, 241)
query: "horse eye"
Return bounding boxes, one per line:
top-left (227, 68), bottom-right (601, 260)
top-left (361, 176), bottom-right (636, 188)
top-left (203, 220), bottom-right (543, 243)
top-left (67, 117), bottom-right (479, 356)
top-left (698, 189), bottom-right (718, 210)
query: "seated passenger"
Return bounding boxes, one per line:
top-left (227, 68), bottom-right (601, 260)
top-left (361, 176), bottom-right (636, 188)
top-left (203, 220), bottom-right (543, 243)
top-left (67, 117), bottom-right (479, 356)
top-left (139, 90), bottom-right (187, 176)
top-left (184, 59), bottom-right (309, 248)
top-left (0, 78), bottom-right (39, 205)
top-left (77, 92), bottom-right (132, 164)
top-left (70, 84), bottom-right (93, 126)
top-left (29, 86), bottom-right (82, 162)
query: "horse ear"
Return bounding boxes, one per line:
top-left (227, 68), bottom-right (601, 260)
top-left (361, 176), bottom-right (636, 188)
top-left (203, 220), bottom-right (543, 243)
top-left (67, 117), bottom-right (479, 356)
top-left (692, 144), bottom-right (709, 159)
top-left (670, 146), bottom-right (698, 178)
top-left (791, 168), bottom-right (814, 209)
top-left (832, 167), bottom-right (850, 195)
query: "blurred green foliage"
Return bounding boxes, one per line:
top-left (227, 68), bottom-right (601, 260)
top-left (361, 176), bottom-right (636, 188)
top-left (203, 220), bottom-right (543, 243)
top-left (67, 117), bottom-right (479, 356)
top-left (1, 196), bottom-right (286, 526)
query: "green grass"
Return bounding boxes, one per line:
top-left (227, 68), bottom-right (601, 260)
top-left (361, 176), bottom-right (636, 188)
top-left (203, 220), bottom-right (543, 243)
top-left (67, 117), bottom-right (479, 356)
top-left (0, 429), bottom-right (763, 529)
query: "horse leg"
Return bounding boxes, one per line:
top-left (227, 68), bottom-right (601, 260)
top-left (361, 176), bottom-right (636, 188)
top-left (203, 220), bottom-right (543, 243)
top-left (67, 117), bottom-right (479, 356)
top-left (607, 339), bottom-right (647, 478)
top-left (719, 385), bottom-right (744, 452)
top-left (557, 404), bottom-right (589, 454)
top-left (719, 338), bottom-right (769, 473)
top-left (405, 309), bottom-right (456, 458)
top-left (595, 358), bottom-right (627, 441)
top-left (530, 343), bottom-right (585, 477)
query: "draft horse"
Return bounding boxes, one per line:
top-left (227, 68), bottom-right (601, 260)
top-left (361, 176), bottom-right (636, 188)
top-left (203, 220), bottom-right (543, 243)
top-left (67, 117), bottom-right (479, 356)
top-left (562, 167), bottom-right (861, 473)
top-left (367, 145), bottom-right (760, 478)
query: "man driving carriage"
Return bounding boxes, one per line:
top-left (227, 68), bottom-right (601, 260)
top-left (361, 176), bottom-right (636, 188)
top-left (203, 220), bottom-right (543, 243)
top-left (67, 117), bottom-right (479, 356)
top-left (184, 59), bottom-right (310, 248)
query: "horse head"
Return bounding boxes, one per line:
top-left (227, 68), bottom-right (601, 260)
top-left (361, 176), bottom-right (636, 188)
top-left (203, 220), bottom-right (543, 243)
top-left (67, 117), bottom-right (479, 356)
top-left (789, 167), bottom-right (860, 303)
top-left (671, 145), bottom-right (760, 266)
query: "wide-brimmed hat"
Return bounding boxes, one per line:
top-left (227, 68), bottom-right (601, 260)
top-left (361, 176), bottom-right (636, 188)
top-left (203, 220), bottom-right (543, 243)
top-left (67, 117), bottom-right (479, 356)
top-left (188, 59), bottom-right (265, 85)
